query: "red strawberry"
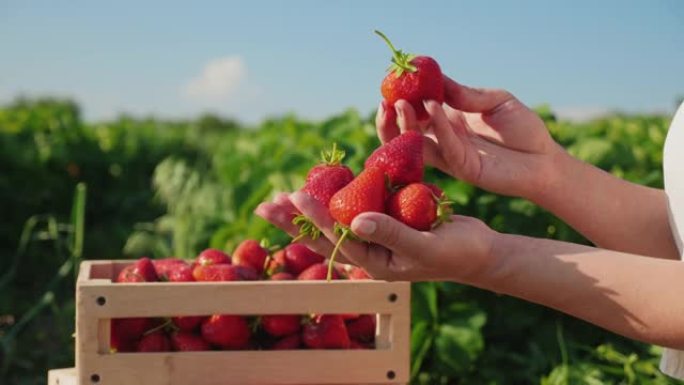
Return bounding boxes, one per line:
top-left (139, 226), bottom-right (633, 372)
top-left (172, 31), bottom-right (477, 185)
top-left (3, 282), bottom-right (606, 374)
top-left (293, 144), bottom-right (355, 242)
top-left (301, 144), bottom-right (354, 207)
top-left (350, 340), bottom-right (373, 349)
top-left (194, 264), bottom-right (258, 282)
top-left (265, 250), bottom-right (286, 276)
top-left (111, 318), bottom-right (155, 344)
top-left (171, 331), bottom-right (211, 351)
top-left (348, 266), bottom-right (372, 280)
top-left (110, 331), bottom-right (136, 353)
top-left (136, 331), bottom-right (171, 352)
top-left (261, 315), bottom-right (301, 337)
top-left (196, 248), bottom-right (231, 266)
top-left (346, 314), bottom-right (376, 342)
top-left (168, 264), bottom-right (195, 282)
top-left (375, 30), bottom-right (444, 122)
top-left (364, 131), bottom-right (424, 187)
top-left (387, 182), bottom-right (452, 231)
top-left (232, 239), bottom-right (268, 275)
top-left (424, 183), bottom-right (445, 199)
top-left (151, 258), bottom-right (188, 280)
top-left (298, 263), bottom-right (341, 281)
top-left (272, 333), bottom-right (302, 350)
top-left (172, 316), bottom-right (206, 331)
top-left (303, 315), bottom-right (351, 349)
top-left (329, 167), bottom-right (387, 227)
top-left (201, 315), bottom-right (251, 350)
top-left (270, 272), bottom-right (295, 280)
top-left (116, 257), bottom-right (158, 283)
top-left (282, 243), bottom-right (325, 275)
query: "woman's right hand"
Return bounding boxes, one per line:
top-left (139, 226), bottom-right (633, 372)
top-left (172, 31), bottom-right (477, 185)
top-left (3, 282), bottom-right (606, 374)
top-left (377, 75), bottom-right (565, 201)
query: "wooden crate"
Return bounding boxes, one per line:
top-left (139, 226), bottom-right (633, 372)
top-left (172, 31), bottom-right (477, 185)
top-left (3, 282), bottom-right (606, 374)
top-left (73, 260), bottom-right (410, 385)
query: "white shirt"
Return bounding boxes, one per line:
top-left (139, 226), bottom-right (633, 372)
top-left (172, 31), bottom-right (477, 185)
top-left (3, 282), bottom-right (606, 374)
top-left (660, 101), bottom-right (684, 379)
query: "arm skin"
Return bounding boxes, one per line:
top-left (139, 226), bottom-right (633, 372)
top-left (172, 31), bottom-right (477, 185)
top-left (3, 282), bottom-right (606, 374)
top-left (477, 231), bottom-right (684, 349)
top-left (532, 150), bottom-right (679, 260)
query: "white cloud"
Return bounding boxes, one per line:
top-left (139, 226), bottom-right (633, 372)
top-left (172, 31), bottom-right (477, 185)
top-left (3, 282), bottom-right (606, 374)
top-left (183, 56), bottom-right (247, 101)
top-left (553, 106), bottom-right (612, 122)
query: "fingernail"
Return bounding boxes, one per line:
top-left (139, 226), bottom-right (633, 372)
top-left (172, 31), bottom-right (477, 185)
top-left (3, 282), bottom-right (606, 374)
top-left (378, 102), bottom-right (385, 116)
top-left (353, 218), bottom-right (376, 235)
top-left (395, 106), bottom-right (404, 119)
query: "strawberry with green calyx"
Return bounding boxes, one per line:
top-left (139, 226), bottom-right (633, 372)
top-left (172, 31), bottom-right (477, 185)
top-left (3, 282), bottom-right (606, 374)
top-left (364, 130), bottom-right (424, 187)
top-left (375, 30), bottom-right (444, 121)
top-left (232, 239), bottom-right (269, 275)
top-left (387, 182), bottom-right (453, 231)
top-left (327, 167), bottom-right (388, 281)
top-left (292, 143), bottom-right (354, 243)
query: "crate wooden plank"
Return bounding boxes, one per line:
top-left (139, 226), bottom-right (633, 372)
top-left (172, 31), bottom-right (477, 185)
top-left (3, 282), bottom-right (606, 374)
top-left (47, 368), bottom-right (77, 385)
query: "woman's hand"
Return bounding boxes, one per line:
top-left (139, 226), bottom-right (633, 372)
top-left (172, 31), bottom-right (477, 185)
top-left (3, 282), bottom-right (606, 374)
top-left (377, 75), bottom-right (563, 200)
top-left (256, 191), bottom-right (497, 282)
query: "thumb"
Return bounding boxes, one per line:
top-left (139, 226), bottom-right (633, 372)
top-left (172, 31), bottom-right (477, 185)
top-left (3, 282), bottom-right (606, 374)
top-left (351, 212), bottom-right (428, 255)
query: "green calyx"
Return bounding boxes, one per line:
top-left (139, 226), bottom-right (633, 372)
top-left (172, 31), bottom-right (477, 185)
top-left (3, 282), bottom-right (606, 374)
top-left (291, 215), bottom-right (322, 244)
top-left (432, 193), bottom-right (454, 230)
top-left (320, 142), bottom-right (345, 166)
top-left (374, 30), bottom-right (417, 77)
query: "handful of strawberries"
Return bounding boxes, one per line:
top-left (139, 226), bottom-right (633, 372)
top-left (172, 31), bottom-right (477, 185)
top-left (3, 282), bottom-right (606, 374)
top-left (111, 245), bottom-right (374, 353)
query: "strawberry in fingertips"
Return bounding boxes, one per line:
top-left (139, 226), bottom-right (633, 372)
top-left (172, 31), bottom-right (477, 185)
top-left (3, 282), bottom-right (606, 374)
top-left (327, 167), bottom-right (388, 280)
top-left (375, 30), bottom-right (444, 122)
top-left (387, 182), bottom-right (453, 231)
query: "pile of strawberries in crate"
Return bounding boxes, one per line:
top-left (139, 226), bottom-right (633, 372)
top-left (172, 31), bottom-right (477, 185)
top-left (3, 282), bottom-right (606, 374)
top-left (111, 243), bottom-right (374, 353)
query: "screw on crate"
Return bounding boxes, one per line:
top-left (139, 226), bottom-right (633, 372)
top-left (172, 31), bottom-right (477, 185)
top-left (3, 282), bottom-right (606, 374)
top-left (96, 296), bottom-right (106, 306)
top-left (387, 293), bottom-right (398, 302)
top-left (90, 373), bottom-right (100, 383)
top-left (386, 370), bottom-right (396, 379)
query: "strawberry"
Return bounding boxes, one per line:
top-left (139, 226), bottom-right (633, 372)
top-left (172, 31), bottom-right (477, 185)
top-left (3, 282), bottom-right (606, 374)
top-left (172, 316), bottom-right (206, 332)
top-left (302, 315), bottom-right (351, 349)
top-left (327, 167), bottom-right (388, 279)
top-left (265, 249), bottom-right (287, 276)
top-left (261, 315), bottom-right (302, 337)
top-left (298, 263), bottom-right (340, 281)
top-left (387, 182), bottom-right (453, 231)
top-left (272, 333), bottom-right (302, 350)
top-left (196, 248), bottom-right (231, 266)
top-left (364, 131), bottom-right (424, 187)
top-left (167, 264), bottom-right (195, 282)
top-left (136, 331), bottom-right (171, 352)
top-left (201, 315), bottom-right (251, 350)
top-left (270, 271), bottom-right (295, 280)
top-left (151, 258), bottom-right (188, 280)
top-left (171, 331), bottom-right (211, 351)
top-left (375, 30), bottom-right (444, 122)
top-left (232, 239), bottom-right (268, 275)
top-left (348, 266), bottom-right (372, 280)
top-left (293, 144), bottom-right (354, 242)
top-left (111, 317), bottom-right (155, 345)
top-left (116, 257), bottom-right (158, 283)
top-left (301, 144), bottom-right (354, 208)
top-left (349, 340), bottom-right (372, 349)
top-left (329, 167), bottom-right (388, 228)
top-left (346, 314), bottom-right (376, 342)
top-left (282, 243), bottom-right (325, 275)
top-left (194, 264), bottom-right (258, 282)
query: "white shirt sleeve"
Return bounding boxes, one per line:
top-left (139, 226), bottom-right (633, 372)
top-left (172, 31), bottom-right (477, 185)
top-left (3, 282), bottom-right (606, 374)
top-left (660, 101), bottom-right (684, 379)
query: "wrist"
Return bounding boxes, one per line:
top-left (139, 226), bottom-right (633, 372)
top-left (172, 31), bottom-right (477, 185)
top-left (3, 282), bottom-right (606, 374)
top-left (525, 144), bottom-right (577, 208)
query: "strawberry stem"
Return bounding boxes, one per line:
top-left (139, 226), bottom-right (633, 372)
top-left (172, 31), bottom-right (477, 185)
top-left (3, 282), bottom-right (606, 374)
top-left (374, 30), bottom-right (417, 76)
top-left (292, 215), bottom-right (321, 243)
top-left (143, 318), bottom-right (172, 336)
top-left (321, 142), bottom-right (345, 166)
top-left (327, 228), bottom-right (350, 281)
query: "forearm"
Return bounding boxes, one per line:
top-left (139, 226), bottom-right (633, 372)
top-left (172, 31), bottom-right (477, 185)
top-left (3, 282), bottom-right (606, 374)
top-left (533, 149), bottom-right (678, 259)
top-left (470, 232), bottom-right (684, 349)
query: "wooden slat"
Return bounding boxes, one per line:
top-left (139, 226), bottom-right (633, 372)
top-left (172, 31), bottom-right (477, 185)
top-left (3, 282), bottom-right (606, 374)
top-left (83, 350), bottom-right (407, 385)
top-left (48, 368), bottom-right (78, 385)
top-left (77, 280), bottom-right (409, 317)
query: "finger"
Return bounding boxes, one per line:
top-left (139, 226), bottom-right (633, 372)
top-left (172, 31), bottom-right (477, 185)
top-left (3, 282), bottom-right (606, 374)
top-left (443, 75), bottom-right (515, 114)
top-left (350, 212), bottom-right (430, 258)
top-left (273, 192), bottom-right (298, 213)
top-left (290, 191), bottom-right (365, 265)
top-left (376, 100), bottom-right (400, 144)
top-left (395, 100), bottom-right (418, 134)
top-left (423, 100), bottom-right (480, 183)
top-left (255, 202), bottom-right (336, 257)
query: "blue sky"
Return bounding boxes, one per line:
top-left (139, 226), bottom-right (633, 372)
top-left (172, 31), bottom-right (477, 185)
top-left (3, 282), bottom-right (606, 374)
top-left (1, 0), bottom-right (682, 123)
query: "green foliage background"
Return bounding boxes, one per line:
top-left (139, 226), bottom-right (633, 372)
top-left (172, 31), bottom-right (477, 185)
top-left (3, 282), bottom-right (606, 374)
top-left (0, 98), bottom-right (680, 385)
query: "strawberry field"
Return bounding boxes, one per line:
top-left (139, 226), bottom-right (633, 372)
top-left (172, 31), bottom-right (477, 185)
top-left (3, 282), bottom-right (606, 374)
top-left (1, 98), bottom-right (682, 384)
